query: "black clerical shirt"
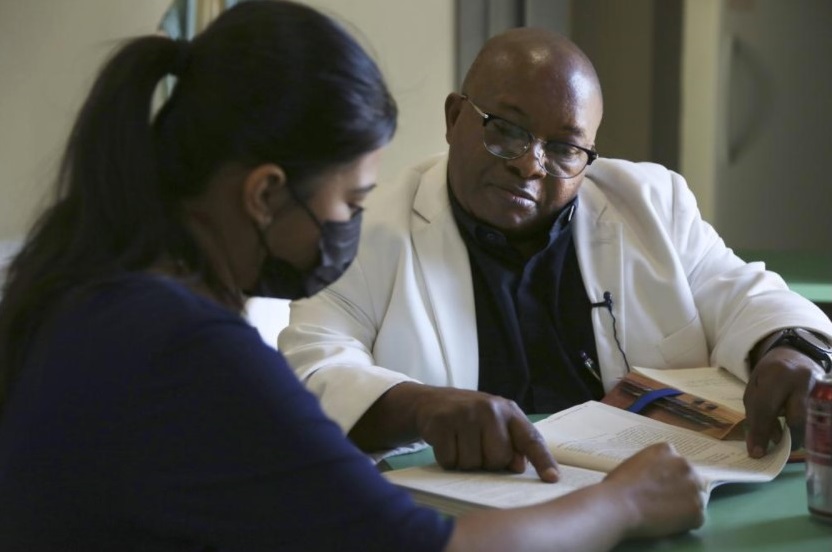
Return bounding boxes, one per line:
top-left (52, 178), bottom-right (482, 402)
top-left (449, 189), bottom-right (604, 413)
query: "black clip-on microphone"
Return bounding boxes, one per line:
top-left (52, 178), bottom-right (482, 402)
top-left (589, 291), bottom-right (631, 372)
top-left (590, 291), bottom-right (613, 312)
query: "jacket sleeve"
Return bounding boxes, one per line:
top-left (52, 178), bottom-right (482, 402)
top-left (278, 255), bottom-right (419, 434)
top-left (663, 168), bottom-right (832, 381)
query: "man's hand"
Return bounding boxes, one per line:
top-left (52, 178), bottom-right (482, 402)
top-left (744, 346), bottom-right (824, 458)
top-left (348, 382), bottom-right (559, 482)
top-left (413, 387), bottom-right (560, 482)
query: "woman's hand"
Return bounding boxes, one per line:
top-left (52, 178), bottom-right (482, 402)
top-left (603, 442), bottom-right (706, 539)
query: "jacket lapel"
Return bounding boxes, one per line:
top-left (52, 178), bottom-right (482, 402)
top-left (407, 157), bottom-right (629, 391)
top-left (410, 157), bottom-right (479, 390)
top-left (574, 179), bottom-right (628, 387)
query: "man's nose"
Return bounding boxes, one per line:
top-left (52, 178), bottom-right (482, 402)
top-left (506, 140), bottom-right (547, 179)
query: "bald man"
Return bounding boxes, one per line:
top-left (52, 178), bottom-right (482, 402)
top-left (279, 28), bottom-right (832, 479)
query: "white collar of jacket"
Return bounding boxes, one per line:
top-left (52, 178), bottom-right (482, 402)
top-left (408, 153), bottom-right (630, 389)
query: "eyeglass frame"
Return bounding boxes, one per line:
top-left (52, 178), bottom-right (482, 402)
top-left (460, 94), bottom-right (598, 178)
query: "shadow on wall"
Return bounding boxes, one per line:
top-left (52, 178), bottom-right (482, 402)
top-left (0, 239), bottom-right (23, 300)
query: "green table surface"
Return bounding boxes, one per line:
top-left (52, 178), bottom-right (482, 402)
top-left (382, 424), bottom-right (832, 551)
top-left (737, 249), bottom-right (832, 303)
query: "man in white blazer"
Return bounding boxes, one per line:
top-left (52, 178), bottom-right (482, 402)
top-left (279, 28), bottom-right (832, 478)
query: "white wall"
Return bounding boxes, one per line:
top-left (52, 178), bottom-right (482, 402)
top-left (0, 0), bottom-right (173, 241)
top-left (0, 0), bottom-right (454, 242)
top-left (680, 0), bottom-right (723, 223)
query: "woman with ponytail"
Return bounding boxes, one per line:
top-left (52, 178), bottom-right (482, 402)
top-left (0, 1), bottom-right (703, 550)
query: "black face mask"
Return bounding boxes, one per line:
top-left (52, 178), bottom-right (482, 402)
top-left (244, 193), bottom-right (362, 300)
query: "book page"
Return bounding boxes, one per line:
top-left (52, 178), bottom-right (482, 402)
top-left (535, 401), bottom-right (790, 492)
top-left (632, 366), bottom-right (747, 413)
top-left (383, 463), bottom-right (606, 515)
top-left (385, 401), bottom-right (789, 514)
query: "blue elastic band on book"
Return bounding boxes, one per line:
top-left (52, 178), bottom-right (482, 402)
top-left (626, 388), bottom-right (683, 414)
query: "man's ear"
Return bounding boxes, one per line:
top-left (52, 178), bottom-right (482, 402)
top-left (242, 164), bottom-right (287, 227)
top-left (444, 92), bottom-right (464, 145)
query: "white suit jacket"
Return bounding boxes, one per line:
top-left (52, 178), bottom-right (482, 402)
top-left (279, 154), bottom-right (832, 432)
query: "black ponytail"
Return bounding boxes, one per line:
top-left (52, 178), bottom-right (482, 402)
top-left (0, 0), bottom-right (397, 412)
top-left (0, 36), bottom-right (190, 405)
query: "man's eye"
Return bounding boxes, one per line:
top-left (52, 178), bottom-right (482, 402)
top-left (547, 142), bottom-right (581, 160)
top-left (491, 118), bottom-right (528, 141)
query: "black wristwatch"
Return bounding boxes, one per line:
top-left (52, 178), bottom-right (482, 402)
top-left (762, 328), bottom-right (832, 373)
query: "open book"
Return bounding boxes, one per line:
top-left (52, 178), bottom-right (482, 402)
top-left (384, 401), bottom-right (790, 517)
top-left (628, 366), bottom-right (746, 413)
top-left (620, 366), bottom-right (805, 462)
top-left (601, 366), bottom-right (747, 440)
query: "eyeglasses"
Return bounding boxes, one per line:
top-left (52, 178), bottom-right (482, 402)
top-left (461, 94), bottom-right (598, 179)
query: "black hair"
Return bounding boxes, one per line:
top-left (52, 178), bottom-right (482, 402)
top-left (0, 0), bottom-right (397, 411)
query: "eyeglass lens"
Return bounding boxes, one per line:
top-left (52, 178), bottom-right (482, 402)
top-left (482, 117), bottom-right (589, 178)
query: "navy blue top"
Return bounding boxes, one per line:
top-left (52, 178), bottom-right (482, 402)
top-left (450, 191), bottom-right (603, 413)
top-left (0, 274), bottom-right (453, 551)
